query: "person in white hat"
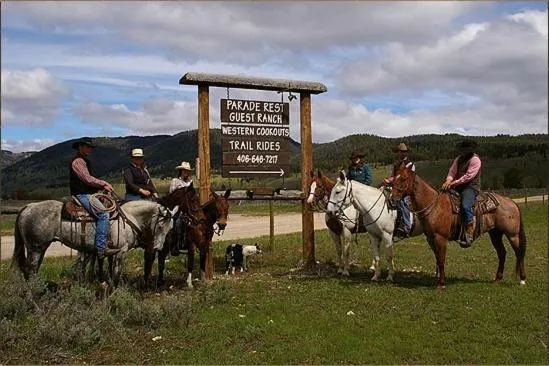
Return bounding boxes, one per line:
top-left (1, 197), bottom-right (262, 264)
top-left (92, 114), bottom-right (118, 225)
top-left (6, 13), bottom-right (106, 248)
top-left (169, 161), bottom-right (194, 256)
top-left (123, 148), bottom-right (157, 201)
top-left (169, 161), bottom-right (194, 193)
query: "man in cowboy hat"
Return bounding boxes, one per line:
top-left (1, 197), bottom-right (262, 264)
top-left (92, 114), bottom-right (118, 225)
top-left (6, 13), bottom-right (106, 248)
top-left (442, 139), bottom-right (482, 248)
top-left (69, 137), bottom-right (120, 259)
top-left (347, 150), bottom-right (372, 186)
top-left (169, 161), bottom-right (194, 256)
top-left (123, 148), bottom-right (157, 201)
top-left (383, 142), bottom-right (416, 237)
top-left (169, 161), bottom-right (194, 193)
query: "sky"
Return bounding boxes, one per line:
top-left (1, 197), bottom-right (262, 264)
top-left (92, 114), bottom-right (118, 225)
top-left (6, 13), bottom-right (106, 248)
top-left (1, 1), bottom-right (548, 153)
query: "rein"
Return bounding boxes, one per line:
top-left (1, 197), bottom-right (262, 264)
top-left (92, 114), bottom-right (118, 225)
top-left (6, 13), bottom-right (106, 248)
top-left (328, 180), bottom-right (387, 227)
top-left (393, 171), bottom-right (441, 219)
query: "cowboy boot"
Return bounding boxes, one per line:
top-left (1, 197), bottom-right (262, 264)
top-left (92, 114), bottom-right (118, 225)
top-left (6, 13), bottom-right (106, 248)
top-left (459, 219), bottom-right (476, 248)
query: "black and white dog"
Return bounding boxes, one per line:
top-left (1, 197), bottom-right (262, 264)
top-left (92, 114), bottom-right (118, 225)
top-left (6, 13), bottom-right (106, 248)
top-left (225, 243), bottom-right (262, 275)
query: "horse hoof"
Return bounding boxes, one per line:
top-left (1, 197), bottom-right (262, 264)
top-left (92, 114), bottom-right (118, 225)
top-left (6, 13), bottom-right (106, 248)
top-left (386, 275), bottom-right (394, 282)
top-left (371, 276), bottom-right (379, 282)
top-left (337, 268), bottom-right (344, 275)
top-left (369, 265), bottom-right (375, 271)
top-left (342, 270), bottom-right (350, 277)
top-left (520, 280), bottom-right (526, 285)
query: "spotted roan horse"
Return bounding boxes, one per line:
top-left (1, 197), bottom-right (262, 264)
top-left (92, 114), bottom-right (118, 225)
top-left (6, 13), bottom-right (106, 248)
top-left (12, 199), bottom-right (177, 286)
top-left (389, 163), bottom-right (526, 289)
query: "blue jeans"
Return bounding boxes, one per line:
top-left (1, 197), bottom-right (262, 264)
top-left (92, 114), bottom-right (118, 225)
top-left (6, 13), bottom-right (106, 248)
top-left (76, 194), bottom-right (109, 252)
top-left (460, 187), bottom-right (477, 225)
top-left (397, 196), bottom-right (411, 232)
top-left (125, 193), bottom-right (144, 201)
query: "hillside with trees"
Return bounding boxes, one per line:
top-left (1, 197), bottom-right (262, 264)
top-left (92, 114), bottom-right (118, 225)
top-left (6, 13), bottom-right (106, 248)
top-left (1, 131), bottom-right (546, 199)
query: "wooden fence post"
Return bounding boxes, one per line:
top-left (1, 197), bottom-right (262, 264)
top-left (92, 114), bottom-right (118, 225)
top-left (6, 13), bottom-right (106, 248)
top-left (269, 200), bottom-right (274, 252)
top-left (300, 92), bottom-right (315, 268)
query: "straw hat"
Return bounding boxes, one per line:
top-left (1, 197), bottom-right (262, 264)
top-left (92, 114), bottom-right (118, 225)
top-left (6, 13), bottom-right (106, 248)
top-left (131, 148), bottom-right (144, 158)
top-left (175, 161), bottom-right (193, 171)
top-left (393, 143), bottom-right (408, 152)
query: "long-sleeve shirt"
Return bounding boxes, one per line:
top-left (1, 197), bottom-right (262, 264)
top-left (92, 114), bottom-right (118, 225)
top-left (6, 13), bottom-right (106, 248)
top-left (447, 155), bottom-right (481, 185)
top-left (71, 158), bottom-right (107, 188)
top-left (123, 164), bottom-right (156, 196)
top-left (347, 164), bottom-right (372, 186)
top-left (169, 177), bottom-right (193, 193)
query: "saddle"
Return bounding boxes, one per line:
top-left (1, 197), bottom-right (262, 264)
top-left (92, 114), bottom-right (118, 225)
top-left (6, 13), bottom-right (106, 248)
top-left (61, 196), bottom-right (119, 222)
top-left (449, 190), bottom-right (500, 216)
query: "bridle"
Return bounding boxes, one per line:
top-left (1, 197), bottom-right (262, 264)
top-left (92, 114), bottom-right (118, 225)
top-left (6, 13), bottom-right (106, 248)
top-left (202, 197), bottom-right (228, 236)
top-left (391, 170), bottom-right (441, 219)
top-left (308, 180), bottom-right (330, 212)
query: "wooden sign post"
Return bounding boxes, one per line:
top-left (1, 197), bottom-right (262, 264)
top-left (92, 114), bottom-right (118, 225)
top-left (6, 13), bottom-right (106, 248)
top-left (180, 73), bottom-right (327, 279)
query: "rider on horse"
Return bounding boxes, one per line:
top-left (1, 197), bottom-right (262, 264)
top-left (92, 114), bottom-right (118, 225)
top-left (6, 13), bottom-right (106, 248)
top-left (383, 142), bottom-right (416, 237)
top-left (347, 150), bottom-right (372, 185)
top-left (69, 137), bottom-right (120, 259)
top-left (123, 148), bottom-right (158, 201)
top-left (169, 161), bottom-right (194, 256)
top-left (442, 139), bottom-right (482, 248)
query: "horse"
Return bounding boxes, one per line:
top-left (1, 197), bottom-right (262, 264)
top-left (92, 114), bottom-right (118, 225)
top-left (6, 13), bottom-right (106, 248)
top-left (388, 163), bottom-right (527, 288)
top-left (156, 188), bottom-right (231, 289)
top-left (325, 170), bottom-right (423, 281)
top-left (11, 198), bottom-right (177, 286)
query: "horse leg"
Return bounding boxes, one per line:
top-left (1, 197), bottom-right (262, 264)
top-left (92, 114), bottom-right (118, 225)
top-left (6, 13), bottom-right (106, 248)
top-left (112, 254), bottom-right (125, 288)
top-left (27, 250), bottom-right (45, 277)
top-left (489, 229), bottom-right (506, 281)
top-left (382, 231), bottom-right (395, 282)
top-left (432, 234), bottom-right (448, 289)
top-left (143, 247), bottom-right (155, 284)
top-left (199, 247), bottom-right (208, 280)
top-left (157, 248), bottom-right (167, 290)
top-left (340, 230), bottom-right (352, 277)
top-left (505, 228), bottom-right (527, 285)
top-left (186, 248), bottom-right (195, 288)
top-left (328, 230), bottom-right (344, 274)
top-left (368, 233), bottom-right (382, 281)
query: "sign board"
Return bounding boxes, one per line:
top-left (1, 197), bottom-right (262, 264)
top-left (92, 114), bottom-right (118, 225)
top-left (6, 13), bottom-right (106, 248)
top-left (220, 98), bottom-right (290, 178)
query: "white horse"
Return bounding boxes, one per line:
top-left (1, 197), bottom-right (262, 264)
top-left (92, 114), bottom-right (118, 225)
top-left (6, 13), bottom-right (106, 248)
top-left (326, 171), bottom-right (423, 281)
top-left (12, 199), bottom-right (177, 286)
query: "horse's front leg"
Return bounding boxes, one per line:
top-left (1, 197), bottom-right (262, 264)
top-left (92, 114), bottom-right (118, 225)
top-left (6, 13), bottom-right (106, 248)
top-left (157, 247), bottom-right (168, 290)
top-left (368, 233), bottom-right (382, 281)
top-left (186, 247), bottom-right (195, 288)
top-left (199, 246), bottom-right (208, 280)
top-left (340, 230), bottom-right (352, 277)
top-left (328, 229), bottom-right (344, 274)
top-left (381, 231), bottom-right (395, 282)
top-left (432, 234), bottom-right (448, 289)
top-left (111, 252), bottom-right (126, 288)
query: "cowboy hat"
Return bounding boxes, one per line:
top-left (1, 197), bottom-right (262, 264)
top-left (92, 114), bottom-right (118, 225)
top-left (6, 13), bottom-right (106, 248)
top-left (71, 137), bottom-right (97, 150)
top-left (456, 139), bottom-right (477, 150)
top-left (393, 143), bottom-right (408, 152)
top-left (131, 148), bottom-right (144, 158)
top-left (349, 150), bottom-right (366, 160)
top-left (175, 161), bottom-right (193, 170)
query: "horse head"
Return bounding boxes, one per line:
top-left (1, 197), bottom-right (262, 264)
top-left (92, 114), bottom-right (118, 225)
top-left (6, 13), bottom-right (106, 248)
top-left (159, 183), bottom-right (206, 224)
top-left (389, 163), bottom-right (415, 206)
top-left (206, 188), bottom-right (231, 230)
top-left (307, 170), bottom-right (335, 208)
top-left (326, 170), bottom-right (352, 217)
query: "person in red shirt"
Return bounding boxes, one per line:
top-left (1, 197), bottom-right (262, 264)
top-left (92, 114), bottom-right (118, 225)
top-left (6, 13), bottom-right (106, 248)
top-left (442, 140), bottom-right (482, 248)
top-left (69, 137), bottom-right (120, 258)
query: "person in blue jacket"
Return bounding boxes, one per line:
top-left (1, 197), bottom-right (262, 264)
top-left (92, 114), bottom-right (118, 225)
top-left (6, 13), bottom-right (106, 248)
top-left (347, 150), bottom-right (372, 185)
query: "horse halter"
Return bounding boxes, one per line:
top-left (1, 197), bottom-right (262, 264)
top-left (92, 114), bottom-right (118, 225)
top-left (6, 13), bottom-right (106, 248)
top-left (308, 182), bottom-right (330, 212)
top-left (328, 179), bottom-right (355, 219)
top-left (391, 170), bottom-right (441, 219)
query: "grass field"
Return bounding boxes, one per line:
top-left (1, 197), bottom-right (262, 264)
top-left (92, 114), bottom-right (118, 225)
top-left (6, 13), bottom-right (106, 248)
top-left (0, 202), bottom-right (547, 364)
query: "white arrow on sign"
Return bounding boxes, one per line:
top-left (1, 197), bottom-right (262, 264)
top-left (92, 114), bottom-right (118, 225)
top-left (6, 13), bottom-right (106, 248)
top-left (229, 168), bottom-right (285, 177)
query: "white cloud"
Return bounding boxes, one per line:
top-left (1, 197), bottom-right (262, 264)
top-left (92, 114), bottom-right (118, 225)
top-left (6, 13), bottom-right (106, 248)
top-left (1, 138), bottom-right (57, 153)
top-left (1, 68), bottom-right (71, 125)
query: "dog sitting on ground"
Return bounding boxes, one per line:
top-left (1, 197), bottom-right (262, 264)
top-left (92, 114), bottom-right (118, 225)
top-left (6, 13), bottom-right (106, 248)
top-left (225, 243), bottom-right (262, 275)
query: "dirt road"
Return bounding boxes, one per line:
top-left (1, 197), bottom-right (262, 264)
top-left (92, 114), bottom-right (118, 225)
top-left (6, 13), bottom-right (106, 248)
top-left (0, 212), bottom-right (329, 260)
top-left (1, 195), bottom-right (545, 260)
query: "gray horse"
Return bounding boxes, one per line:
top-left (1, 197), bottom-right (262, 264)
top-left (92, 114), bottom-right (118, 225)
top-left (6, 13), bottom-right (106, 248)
top-left (12, 199), bottom-right (177, 286)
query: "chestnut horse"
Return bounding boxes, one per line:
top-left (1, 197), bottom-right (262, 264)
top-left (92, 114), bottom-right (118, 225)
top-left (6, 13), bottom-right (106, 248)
top-left (389, 164), bottom-right (526, 288)
top-left (155, 188), bottom-right (231, 289)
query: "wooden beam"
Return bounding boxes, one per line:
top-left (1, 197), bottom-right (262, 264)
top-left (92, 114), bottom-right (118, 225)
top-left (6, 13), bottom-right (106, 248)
top-left (300, 93), bottom-right (315, 267)
top-left (197, 84), bottom-right (214, 280)
top-left (180, 72), bottom-right (327, 94)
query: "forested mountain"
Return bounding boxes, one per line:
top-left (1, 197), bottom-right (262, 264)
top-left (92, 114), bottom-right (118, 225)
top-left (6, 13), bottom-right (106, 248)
top-left (0, 150), bottom-right (36, 170)
top-left (1, 131), bottom-right (547, 199)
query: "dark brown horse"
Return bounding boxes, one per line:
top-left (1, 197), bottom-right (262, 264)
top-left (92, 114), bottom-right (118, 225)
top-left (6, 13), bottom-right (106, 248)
top-left (156, 188), bottom-right (231, 289)
top-left (147, 184), bottom-right (205, 288)
top-left (389, 164), bottom-right (526, 289)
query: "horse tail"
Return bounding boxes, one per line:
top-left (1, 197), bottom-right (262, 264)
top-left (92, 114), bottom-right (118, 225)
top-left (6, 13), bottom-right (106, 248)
top-left (515, 209), bottom-right (527, 279)
top-left (12, 205), bottom-right (29, 277)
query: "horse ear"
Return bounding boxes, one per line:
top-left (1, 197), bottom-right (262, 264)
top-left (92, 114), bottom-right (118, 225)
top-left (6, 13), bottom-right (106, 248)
top-left (339, 170), bottom-right (346, 183)
top-left (210, 187), bottom-right (219, 198)
top-left (224, 188), bottom-right (231, 198)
